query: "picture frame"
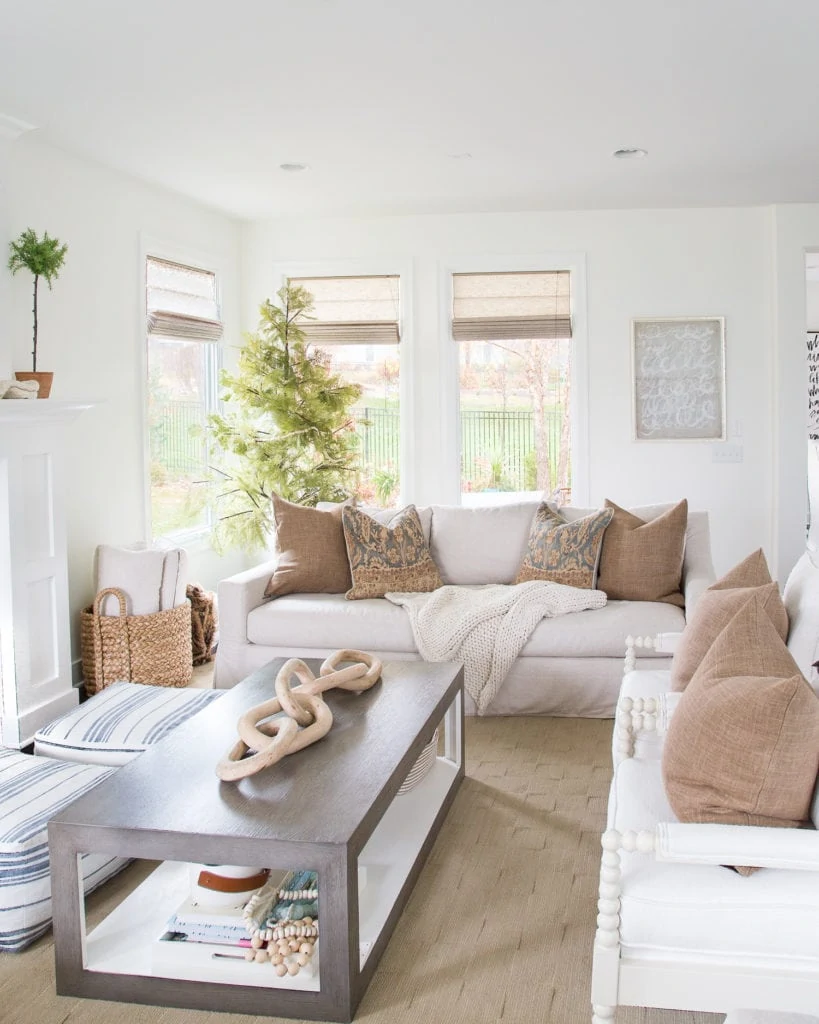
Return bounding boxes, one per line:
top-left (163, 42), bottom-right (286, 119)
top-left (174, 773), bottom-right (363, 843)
top-left (631, 316), bottom-right (726, 441)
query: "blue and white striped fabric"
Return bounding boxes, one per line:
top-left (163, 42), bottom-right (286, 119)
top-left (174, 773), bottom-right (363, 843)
top-left (34, 682), bottom-right (223, 766)
top-left (0, 749), bottom-right (129, 952)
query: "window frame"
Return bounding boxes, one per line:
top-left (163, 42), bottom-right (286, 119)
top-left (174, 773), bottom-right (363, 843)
top-left (439, 253), bottom-right (589, 507)
top-left (270, 259), bottom-right (414, 504)
top-left (140, 236), bottom-right (226, 546)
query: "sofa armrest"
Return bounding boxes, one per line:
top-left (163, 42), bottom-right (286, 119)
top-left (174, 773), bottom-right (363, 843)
top-left (217, 559), bottom-right (278, 644)
top-left (656, 822), bottom-right (819, 871)
top-left (614, 692), bottom-right (681, 763)
top-left (601, 823), bottom-right (819, 872)
top-left (682, 510), bottom-right (715, 617)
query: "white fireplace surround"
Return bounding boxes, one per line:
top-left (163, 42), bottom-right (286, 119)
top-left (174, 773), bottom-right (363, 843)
top-left (0, 401), bottom-right (94, 747)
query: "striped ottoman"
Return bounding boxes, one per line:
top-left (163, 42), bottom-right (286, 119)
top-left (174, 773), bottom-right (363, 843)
top-left (0, 749), bottom-right (129, 951)
top-left (34, 682), bottom-right (223, 766)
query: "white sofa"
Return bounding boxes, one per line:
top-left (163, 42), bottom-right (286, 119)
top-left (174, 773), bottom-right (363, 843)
top-left (591, 551), bottom-right (819, 1022)
top-left (216, 500), bottom-right (714, 717)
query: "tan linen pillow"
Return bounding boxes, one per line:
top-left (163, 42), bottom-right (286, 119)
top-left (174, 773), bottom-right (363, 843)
top-left (710, 547), bottom-right (773, 590)
top-left (662, 593), bottom-right (819, 872)
top-left (514, 504), bottom-right (613, 588)
top-left (670, 582), bottom-right (788, 692)
top-left (596, 498), bottom-right (688, 605)
top-left (264, 495), bottom-right (352, 599)
top-left (342, 504), bottom-right (443, 600)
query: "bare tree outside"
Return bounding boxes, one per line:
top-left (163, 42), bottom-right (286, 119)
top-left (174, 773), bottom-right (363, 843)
top-left (458, 337), bottom-right (571, 500)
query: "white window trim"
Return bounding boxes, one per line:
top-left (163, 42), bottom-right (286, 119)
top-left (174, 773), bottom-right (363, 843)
top-left (438, 252), bottom-right (590, 507)
top-left (139, 234), bottom-right (228, 546)
top-left (270, 259), bottom-right (415, 504)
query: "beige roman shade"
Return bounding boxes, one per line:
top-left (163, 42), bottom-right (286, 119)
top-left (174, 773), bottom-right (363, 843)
top-left (289, 275), bottom-right (400, 345)
top-left (146, 256), bottom-right (223, 342)
top-left (452, 270), bottom-right (572, 341)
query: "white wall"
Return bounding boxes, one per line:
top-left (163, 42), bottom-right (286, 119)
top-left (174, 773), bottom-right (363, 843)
top-left (243, 207), bottom-right (774, 577)
top-left (1, 135), bottom-right (248, 668)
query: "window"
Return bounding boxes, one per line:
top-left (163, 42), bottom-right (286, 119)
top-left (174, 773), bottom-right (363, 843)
top-left (289, 274), bottom-right (401, 506)
top-left (453, 270), bottom-right (572, 504)
top-left (146, 256), bottom-right (221, 539)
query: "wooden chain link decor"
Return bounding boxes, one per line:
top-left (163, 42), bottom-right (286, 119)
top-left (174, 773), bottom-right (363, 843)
top-left (216, 650), bottom-right (382, 782)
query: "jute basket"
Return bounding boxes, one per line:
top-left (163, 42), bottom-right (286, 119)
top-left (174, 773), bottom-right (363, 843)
top-left (81, 587), bottom-right (193, 696)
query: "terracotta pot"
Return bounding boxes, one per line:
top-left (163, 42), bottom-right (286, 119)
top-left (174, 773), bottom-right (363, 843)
top-left (14, 371), bottom-right (53, 399)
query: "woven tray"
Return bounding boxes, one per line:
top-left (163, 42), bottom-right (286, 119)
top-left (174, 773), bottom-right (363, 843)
top-left (81, 587), bottom-right (193, 696)
top-left (398, 728), bottom-right (439, 795)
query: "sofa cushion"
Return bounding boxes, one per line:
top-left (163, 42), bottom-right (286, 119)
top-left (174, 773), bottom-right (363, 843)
top-left (596, 498), bottom-right (688, 606)
top-left (663, 594), bottom-right (819, 840)
top-left (247, 593), bottom-right (685, 659)
top-left (343, 504), bottom-right (443, 600)
top-left (34, 682), bottom-right (224, 766)
top-left (429, 501), bottom-right (539, 584)
top-left (0, 749), bottom-right (129, 951)
top-left (670, 581), bottom-right (788, 692)
top-left (514, 504), bottom-right (613, 588)
top-left (247, 592), bottom-right (418, 652)
top-left (318, 501), bottom-right (433, 543)
top-left (265, 495), bottom-right (352, 598)
top-left (608, 756), bottom-right (819, 966)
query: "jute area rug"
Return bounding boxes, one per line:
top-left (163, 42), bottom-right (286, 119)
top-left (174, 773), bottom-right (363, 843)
top-left (0, 716), bottom-right (721, 1024)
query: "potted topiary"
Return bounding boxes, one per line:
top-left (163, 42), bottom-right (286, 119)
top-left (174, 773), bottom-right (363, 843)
top-left (8, 228), bottom-right (68, 398)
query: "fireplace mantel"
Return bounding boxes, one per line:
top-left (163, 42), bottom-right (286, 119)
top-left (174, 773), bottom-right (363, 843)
top-left (0, 400), bottom-right (97, 746)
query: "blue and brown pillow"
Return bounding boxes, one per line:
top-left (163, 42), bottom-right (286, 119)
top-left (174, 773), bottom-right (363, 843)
top-left (342, 504), bottom-right (443, 600)
top-left (514, 504), bottom-right (614, 588)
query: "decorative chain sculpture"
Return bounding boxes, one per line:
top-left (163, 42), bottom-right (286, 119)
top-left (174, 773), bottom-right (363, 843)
top-left (216, 649), bottom-right (382, 782)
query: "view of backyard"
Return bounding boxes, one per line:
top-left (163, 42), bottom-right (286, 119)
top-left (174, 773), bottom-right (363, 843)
top-left (148, 336), bottom-right (571, 536)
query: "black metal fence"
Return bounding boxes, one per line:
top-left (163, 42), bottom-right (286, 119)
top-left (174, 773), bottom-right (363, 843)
top-left (153, 401), bottom-right (566, 492)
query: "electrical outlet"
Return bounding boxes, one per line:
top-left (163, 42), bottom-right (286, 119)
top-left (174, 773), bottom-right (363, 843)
top-left (712, 442), bottom-right (744, 463)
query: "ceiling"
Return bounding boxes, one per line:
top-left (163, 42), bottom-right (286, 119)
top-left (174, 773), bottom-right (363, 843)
top-left (1, 0), bottom-right (818, 221)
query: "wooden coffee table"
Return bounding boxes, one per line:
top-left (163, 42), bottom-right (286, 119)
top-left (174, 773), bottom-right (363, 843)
top-left (49, 658), bottom-right (464, 1022)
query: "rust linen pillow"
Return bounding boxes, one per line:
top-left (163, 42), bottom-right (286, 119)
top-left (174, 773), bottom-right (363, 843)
top-left (342, 504), bottom-right (443, 600)
top-left (596, 498), bottom-right (688, 605)
top-left (662, 593), bottom-right (819, 872)
top-left (514, 504), bottom-right (613, 588)
top-left (264, 495), bottom-right (352, 598)
top-left (670, 582), bottom-right (788, 692)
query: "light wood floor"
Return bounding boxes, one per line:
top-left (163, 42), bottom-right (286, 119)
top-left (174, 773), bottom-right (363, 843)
top-left (0, 716), bottom-right (721, 1024)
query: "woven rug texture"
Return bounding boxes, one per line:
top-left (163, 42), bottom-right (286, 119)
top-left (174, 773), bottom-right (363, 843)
top-left (0, 716), bottom-right (721, 1024)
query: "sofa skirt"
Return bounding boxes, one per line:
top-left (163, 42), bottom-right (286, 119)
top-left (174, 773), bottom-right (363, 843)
top-left (214, 640), bottom-right (672, 717)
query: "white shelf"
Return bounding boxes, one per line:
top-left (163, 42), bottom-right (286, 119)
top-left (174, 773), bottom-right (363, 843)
top-left (358, 757), bottom-right (459, 967)
top-left (85, 861), bottom-right (320, 991)
top-left (83, 756), bottom-right (459, 985)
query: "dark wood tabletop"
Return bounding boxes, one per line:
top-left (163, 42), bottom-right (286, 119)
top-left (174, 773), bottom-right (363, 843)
top-left (51, 658), bottom-right (463, 850)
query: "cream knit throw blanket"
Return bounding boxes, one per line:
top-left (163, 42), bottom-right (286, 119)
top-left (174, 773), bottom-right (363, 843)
top-left (385, 581), bottom-right (607, 714)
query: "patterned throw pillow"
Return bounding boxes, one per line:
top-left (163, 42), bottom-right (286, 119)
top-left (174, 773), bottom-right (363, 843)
top-left (342, 504), bottom-right (444, 600)
top-left (514, 504), bottom-right (614, 588)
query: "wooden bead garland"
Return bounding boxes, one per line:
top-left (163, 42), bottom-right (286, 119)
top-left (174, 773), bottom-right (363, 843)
top-left (216, 649), bottom-right (382, 782)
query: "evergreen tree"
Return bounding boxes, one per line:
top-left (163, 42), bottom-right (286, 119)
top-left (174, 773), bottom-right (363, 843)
top-left (207, 284), bottom-right (362, 551)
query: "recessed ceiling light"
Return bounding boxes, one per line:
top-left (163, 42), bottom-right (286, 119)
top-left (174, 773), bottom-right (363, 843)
top-left (613, 148), bottom-right (647, 159)
top-left (280, 162), bottom-right (309, 172)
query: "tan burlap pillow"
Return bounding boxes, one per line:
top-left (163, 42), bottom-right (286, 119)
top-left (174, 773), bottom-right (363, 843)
top-left (595, 498), bottom-right (688, 604)
top-left (514, 504), bottom-right (613, 588)
top-left (670, 582), bottom-right (788, 692)
top-left (342, 504), bottom-right (443, 600)
top-left (710, 547), bottom-right (773, 590)
top-left (264, 495), bottom-right (352, 599)
top-left (662, 593), bottom-right (819, 872)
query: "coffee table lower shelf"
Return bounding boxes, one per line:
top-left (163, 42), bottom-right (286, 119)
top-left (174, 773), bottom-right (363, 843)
top-left (81, 758), bottom-right (460, 996)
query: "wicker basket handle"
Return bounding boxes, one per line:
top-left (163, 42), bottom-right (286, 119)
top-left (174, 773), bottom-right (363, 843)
top-left (93, 587), bottom-right (128, 618)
